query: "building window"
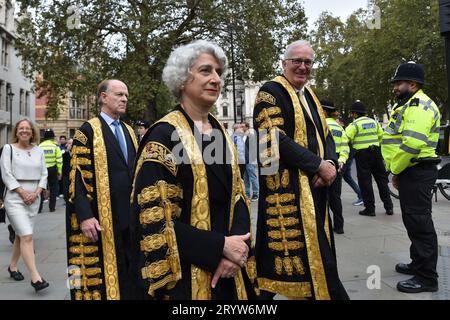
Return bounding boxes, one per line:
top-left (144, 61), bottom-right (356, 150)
top-left (1, 37), bottom-right (9, 67)
top-left (19, 89), bottom-right (24, 115)
top-left (0, 80), bottom-right (4, 110)
top-left (69, 96), bottom-right (86, 119)
top-left (222, 104), bottom-right (228, 117)
top-left (25, 92), bottom-right (30, 116)
top-left (5, 83), bottom-right (11, 112)
top-left (69, 129), bottom-right (76, 138)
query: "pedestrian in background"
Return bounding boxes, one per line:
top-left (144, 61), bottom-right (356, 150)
top-left (345, 101), bottom-right (393, 216)
top-left (1, 119), bottom-right (49, 292)
top-left (242, 122), bottom-right (259, 201)
top-left (38, 129), bottom-right (62, 213)
top-left (322, 100), bottom-right (349, 234)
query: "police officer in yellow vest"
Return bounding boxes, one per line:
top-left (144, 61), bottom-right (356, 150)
top-left (345, 101), bottom-right (393, 217)
top-left (322, 100), bottom-right (349, 234)
top-left (382, 62), bottom-right (440, 293)
top-left (38, 129), bottom-right (62, 212)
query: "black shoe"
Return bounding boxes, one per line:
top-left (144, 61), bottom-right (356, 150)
top-left (334, 228), bottom-right (344, 234)
top-left (8, 266), bottom-right (24, 281)
top-left (397, 277), bottom-right (438, 293)
top-left (395, 263), bottom-right (416, 275)
top-left (49, 208), bottom-right (55, 212)
top-left (386, 209), bottom-right (394, 215)
top-left (31, 279), bottom-right (49, 292)
top-left (359, 209), bottom-right (375, 216)
top-left (8, 224), bottom-right (15, 244)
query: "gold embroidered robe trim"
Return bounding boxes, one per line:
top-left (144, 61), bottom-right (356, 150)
top-left (138, 183), bottom-right (183, 207)
top-left (266, 193), bottom-right (295, 204)
top-left (255, 106), bottom-right (281, 123)
top-left (70, 278), bottom-right (103, 288)
top-left (139, 204), bottom-right (182, 225)
top-left (74, 290), bottom-right (102, 300)
top-left (69, 257), bottom-right (100, 266)
top-left (214, 113), bottom-right (250, 300)
top-left (268, 229), bottom-right (301, 239)
top-left (123, 121), bottom-right (139, 151)
top-left (157, 111), bottom-right (249, 300)
top-left (69, 245), bottom-right (99, 255)
top-left (273, 76), bottom-right (330, 300)
top-left (140, 234), bottom-right (167, 252)
top-left (258, 278), bottom-right (312, 300)
top-left (88, 118), bottom-right (120, 300)
top-left (255, 91), bottom-right (277, 106)
top-left (266, 217), bottom-right (299, 228)
top-left (73, 130), bottom-right (88, 145)
top-left (137, 179), bottom-right (182, 296)
top-left (143, 142), bottom-right (178, 176)
top-left (72, 146), bottom-right (90, 155)
top-left (268, 241), bottom-right (305, 251)
top-left (69, 267), bottom-right (102, 277)
top-left (266, 205), bottom-right (298, 216)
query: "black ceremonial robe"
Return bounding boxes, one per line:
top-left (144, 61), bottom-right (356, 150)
top-left (130, 106), bottom-right (257, 300)
top-left (253, 76), bottom-right (348, 300)
top-left (66, 116), bottom-right (138, 300)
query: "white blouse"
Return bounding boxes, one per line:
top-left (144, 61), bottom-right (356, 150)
top-left (1, 144), bottom-right (48, 191)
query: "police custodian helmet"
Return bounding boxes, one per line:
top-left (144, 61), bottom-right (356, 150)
top-left (136, 120), bottom-right (150, 128)
top-left (320, 99), bottom-right (336, 111)
top-left (349, 100), bottom-right (367, 114)
top-left (43, 128), bottom-right (55, 140)
top-left (390, 61), bottom-right (426, 85)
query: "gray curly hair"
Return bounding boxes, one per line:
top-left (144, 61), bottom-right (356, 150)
top-left (162, 40), bottom-right (228, 100)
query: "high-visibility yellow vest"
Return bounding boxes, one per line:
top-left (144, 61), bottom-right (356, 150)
top-left (39, 139), bottom-right (62, 174)
top-left (345, 116), bottom-right (382, 150)
top-left (381, 89), bottom-right (440, 175)
top-left (326, 117), bottom-right (349, 163)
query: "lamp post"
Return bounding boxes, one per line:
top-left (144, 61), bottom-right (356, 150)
top-left (7, 88), bottom-right (14, 140)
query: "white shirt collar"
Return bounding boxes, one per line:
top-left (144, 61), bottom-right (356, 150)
top-left (100, 112), bottom-right (119, 126)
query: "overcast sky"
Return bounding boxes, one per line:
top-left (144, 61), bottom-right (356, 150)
top-left (303, 0), bottom-right (369, 31)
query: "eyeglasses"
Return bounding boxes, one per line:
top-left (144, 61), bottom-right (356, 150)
top-left (285, 58), bottom-right (313, 67)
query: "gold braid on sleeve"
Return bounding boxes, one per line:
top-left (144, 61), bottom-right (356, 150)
top-left (138, 181), bottom-right (183, 297)
top-left (255, 107), bottom-right (285, 167)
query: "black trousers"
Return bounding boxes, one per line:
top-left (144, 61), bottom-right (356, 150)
top-left (329, 172), bottom-right (344, 231)
top-left (398, 164), bottom-right (438, 285)
top-left (354, 147), bottom-right (393, 211)
top-left (39, 166), bottom-right (59, 212)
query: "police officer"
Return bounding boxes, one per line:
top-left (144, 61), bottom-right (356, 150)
top-left (345, 101), bottom-right (393, 216)
top-left (322, 100), bottom-right (349, 234)
top-left (39, 129), bottom-right (62, 212)
top-left (382, 62), bottom-right (440, 293)
top-left (135, 119), bottom-right (150, 143)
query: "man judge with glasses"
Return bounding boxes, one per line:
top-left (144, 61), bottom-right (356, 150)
top-left (252, 40), bottom-right (348, 300)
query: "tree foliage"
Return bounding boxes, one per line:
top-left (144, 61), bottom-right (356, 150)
top-left (15, 0), bottom-right (307, 122)
top-left (310, 0), bottom-right (448, 121)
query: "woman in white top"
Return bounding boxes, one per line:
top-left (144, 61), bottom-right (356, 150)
top-left (0, 119), bottom-right (49, 292)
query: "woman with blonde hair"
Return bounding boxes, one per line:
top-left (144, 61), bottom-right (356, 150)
top-left (1, 119), bottom-right (49, 292)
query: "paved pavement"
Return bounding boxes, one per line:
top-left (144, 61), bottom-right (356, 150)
top-left (1, 179), bottom-right (449, 300)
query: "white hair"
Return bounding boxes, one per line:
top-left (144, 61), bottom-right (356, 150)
top-left (283, 40), bottom-right (315, 60)
top-left (162, 40), bottom-right (228, 100)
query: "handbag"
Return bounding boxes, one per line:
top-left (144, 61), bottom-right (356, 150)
top-left (0, 201), bottom-right (5, 224)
